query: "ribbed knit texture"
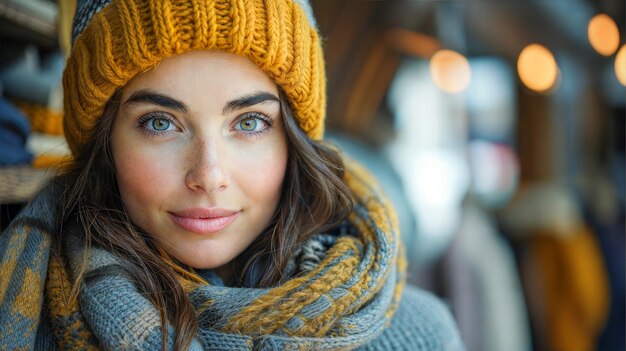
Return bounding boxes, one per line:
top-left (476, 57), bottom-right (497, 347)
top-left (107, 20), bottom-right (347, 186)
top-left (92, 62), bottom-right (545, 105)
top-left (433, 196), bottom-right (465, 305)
top-left (362, 286), bottom-right (465, 351)
top-left (63, 0), bottom-right (326, 156)
top-left (0, 159), bottom-right (465, 350)
top-left (0, 184), bottom-right (55, 350)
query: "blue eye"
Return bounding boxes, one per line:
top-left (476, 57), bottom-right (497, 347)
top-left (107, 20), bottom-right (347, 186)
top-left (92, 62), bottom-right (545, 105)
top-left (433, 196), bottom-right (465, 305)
top-left (239, 117), bottom-right (258, 131)
top-left (235, 113), bottom-right (273, 134)
top-left (151, 117), bottom-right (171, 131)
top-left (137, 113), bottom-right (177, 136)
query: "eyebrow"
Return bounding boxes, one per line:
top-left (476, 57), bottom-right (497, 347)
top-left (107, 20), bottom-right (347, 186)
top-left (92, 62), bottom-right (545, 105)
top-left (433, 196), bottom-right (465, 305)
top-left (222, 92), bottom-right (280, 114)
top-left (124, 90), bottom-right (188, 112)
top-left (123, 89), bottom-right (279, 114)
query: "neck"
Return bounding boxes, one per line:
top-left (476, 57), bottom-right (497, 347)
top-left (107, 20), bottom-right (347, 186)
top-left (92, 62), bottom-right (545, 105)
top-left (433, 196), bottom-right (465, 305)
top-left (214, 264), bottom-right (233, 286)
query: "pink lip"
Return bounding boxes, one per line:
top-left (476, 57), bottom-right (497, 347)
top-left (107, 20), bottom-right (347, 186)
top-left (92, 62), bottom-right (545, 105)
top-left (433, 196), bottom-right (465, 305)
top-left (169, 208), bottom-right (240, 234)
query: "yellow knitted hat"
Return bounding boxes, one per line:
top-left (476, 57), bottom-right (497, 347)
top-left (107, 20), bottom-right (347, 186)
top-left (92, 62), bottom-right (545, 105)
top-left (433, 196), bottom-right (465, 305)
top-left (63, 0), bottom-right (325, 156)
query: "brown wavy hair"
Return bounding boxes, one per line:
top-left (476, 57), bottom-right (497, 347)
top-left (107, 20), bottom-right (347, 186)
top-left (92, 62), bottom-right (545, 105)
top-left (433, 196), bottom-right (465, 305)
top-left (56, 88), bottom-right (353, 350)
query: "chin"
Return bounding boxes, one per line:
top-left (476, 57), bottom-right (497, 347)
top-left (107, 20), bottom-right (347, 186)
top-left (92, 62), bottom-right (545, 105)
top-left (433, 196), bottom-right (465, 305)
top-left (177, 253), bottom-right (229, 270)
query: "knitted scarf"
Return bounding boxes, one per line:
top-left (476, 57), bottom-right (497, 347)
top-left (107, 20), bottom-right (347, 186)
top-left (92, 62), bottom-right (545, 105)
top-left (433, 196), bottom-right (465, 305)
top-left (0, 161), bottom-right (406, 350)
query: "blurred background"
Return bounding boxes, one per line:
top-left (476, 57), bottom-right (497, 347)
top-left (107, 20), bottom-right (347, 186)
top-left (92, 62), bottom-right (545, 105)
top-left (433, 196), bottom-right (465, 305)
top-left (0, 1), bottom-right (624, 350)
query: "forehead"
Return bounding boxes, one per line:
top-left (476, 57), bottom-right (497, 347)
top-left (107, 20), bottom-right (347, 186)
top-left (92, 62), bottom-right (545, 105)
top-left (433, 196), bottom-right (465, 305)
top-left (121, 50), bottom-right (279, 103)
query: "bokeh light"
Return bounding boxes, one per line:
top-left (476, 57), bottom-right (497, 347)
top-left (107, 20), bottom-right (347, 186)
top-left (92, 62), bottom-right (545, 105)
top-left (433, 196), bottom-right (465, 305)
top-left (517, 44), bottom-right (559, 93)
top-left (588, 14), bottom-right (620, 56)
top-left (615, 45), bottom-right (626, 86)
top-left (429, 50), bottom-right (471, 93)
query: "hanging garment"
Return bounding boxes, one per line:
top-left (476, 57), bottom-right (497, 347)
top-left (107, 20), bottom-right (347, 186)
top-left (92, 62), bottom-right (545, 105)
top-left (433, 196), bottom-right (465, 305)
top-left (529, 226), bottom-right (610, 351)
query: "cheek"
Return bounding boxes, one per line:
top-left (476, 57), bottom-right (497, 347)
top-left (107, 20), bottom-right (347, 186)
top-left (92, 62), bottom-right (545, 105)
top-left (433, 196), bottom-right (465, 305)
top-left (113, 140), bottom-right (178, 213)
top-left (234, 141), bottom-right (288, 206)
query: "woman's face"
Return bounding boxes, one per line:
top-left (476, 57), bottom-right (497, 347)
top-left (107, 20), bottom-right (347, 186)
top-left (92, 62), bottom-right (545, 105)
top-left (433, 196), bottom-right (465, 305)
top-left (111, 50), bottom-right (288, 272)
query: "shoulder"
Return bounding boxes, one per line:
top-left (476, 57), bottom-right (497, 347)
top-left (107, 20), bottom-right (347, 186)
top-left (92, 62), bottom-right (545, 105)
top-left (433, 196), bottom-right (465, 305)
top-left (364, 284), bottom-right (465, 351)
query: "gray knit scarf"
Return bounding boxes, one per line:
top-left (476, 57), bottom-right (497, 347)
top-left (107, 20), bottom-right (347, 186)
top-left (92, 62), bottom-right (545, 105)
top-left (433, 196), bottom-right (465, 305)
top-left (0, 161), bottom-right (406, 350)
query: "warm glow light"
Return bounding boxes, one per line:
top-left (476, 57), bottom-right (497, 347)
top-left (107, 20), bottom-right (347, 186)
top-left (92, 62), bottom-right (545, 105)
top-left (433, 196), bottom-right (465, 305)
top-left (588, 14), bottom-right (620, 56)
top-left (616, 45), bottom-right (626, 86)
top-left (429, 50), bottom-right (471, 93)
top-left (517, 44), bottom-right (559, 93)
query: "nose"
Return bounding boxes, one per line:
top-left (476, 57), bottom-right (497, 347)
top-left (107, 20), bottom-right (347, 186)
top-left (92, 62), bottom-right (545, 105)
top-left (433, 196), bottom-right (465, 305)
top-left (185, 138), bottom-right (230, 194)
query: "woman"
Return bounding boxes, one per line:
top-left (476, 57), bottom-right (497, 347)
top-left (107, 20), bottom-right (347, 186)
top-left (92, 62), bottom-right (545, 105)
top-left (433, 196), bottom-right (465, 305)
top-left (0, 0), bottom-right (464, 350)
